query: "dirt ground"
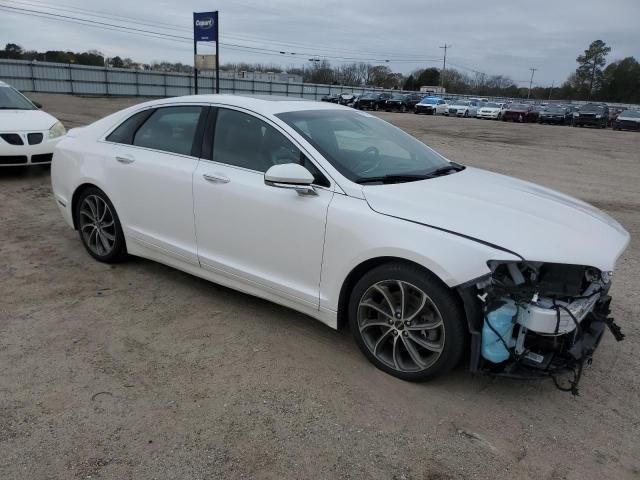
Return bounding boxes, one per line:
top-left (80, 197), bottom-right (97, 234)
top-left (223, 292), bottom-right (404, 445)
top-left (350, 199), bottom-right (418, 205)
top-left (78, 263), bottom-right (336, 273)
top-left (1, 93), bottom-right (639, 480)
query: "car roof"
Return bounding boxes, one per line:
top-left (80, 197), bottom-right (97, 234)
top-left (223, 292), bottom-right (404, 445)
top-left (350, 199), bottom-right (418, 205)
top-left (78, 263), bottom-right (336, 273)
top-left (133, 94), bottom-right (354, 115)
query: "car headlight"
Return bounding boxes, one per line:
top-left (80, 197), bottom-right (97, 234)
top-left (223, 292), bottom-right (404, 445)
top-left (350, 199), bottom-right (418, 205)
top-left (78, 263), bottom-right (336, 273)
top-left (49, 121), bottom-right (66, 139)
top-left (573, 112), bottom-right (579, 117)
top-left (595, 114), bottom-right (602, 119)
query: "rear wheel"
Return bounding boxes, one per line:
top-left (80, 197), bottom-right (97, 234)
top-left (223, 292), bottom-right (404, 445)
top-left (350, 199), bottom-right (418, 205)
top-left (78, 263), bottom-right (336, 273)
top-left (348, 262), bottom-right (466, 381)
top-left (75, 187), bottom-right (127, 263)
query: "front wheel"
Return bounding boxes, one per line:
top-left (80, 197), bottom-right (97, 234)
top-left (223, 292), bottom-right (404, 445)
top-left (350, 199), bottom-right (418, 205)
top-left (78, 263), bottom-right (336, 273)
top-left (348, 263), bottom-right (466, 381)
top-left (75, 187), bottom-right (127, 263)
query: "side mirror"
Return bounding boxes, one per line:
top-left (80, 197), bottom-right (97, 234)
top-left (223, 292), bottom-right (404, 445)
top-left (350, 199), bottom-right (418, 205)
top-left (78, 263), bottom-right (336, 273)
top-left (32, 101), bottom-right (43, 109)
top-left (264, 163), bottom-right (317, 196)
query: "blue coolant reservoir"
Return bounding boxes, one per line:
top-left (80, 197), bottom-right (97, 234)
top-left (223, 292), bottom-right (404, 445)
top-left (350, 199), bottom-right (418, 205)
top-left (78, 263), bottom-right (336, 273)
top-left (481, 301), bottom-right (518, 363)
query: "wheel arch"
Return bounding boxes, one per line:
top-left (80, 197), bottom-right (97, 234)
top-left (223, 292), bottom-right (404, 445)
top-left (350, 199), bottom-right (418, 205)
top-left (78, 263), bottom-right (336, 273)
top-left (336, 256), bottom-right (460, 330)
top-left (70, 182), bottom-right (101, 229)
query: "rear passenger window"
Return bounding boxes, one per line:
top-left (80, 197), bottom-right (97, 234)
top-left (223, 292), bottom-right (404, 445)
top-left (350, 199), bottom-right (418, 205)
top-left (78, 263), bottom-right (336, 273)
top-left (133, 106), bottom-right (203, 156)
top-left (106, 110), bottom-right (152, 144)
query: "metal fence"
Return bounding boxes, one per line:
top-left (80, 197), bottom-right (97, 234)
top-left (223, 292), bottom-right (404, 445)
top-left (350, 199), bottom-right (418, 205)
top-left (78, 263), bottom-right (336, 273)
top-left (2, 59), bottom-right (638, 109)
top-left (0, 58), bottom-right (399, 100)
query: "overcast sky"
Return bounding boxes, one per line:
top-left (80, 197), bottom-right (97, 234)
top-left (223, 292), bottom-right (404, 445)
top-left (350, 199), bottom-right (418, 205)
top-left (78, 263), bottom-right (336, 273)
top-left (1, 0), bottom-right (639, 86)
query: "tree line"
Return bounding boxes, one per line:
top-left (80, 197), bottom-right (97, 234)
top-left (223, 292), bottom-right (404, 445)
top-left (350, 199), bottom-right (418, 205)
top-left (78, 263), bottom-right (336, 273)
top-left (1, 40), bottom-right (638, 103)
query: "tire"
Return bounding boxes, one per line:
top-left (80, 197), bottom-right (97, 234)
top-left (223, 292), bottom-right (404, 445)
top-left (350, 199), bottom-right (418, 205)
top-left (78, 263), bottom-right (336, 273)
top-left (401, 105), bottom-right (407, 113)
top-left (374, 104), bottom-right (379, 111)
top-left (74, 187), bottom-right (127, 263)
top-left (464, 110), bottom-right (469, 118)
top-left (348, 262), bottom-right (466, 381)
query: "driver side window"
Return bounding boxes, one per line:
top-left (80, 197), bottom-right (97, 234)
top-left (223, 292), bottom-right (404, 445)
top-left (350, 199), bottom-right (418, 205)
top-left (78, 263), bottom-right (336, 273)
top-left (213, 108), bottom-right (329, 187)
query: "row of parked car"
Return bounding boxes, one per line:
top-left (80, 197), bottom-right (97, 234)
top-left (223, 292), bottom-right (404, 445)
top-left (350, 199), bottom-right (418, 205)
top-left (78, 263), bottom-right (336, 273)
top-left (321, 92), bottom-right (640, 131)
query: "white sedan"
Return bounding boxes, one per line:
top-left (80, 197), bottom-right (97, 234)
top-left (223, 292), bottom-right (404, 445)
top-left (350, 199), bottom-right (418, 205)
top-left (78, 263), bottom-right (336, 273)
top-left (446, 99), bottom-right (479, 118)
top-left (52, 95), bottom-right (629, 388)
top-left (476, 102), bottom-right (506, 120)
top-left (0, 81), bottom-right (66, 166)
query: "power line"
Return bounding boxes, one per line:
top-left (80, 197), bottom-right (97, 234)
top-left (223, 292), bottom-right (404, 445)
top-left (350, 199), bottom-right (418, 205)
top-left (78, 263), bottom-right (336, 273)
top-left (0, 1), bottom-right (444, 64)
top-left (6, 0), bottom-right (437, 59)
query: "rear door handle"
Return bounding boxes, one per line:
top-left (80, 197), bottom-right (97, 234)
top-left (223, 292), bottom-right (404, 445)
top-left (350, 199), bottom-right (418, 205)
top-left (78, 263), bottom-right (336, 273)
top-left (116, 155), bottom-right (135, 164)
top-left (203, 173), bottom-right (230, 184)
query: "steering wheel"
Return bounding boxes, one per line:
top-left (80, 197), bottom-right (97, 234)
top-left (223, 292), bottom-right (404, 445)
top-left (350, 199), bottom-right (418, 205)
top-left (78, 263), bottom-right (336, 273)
top-left (355, 146), bottom-right (381, 175)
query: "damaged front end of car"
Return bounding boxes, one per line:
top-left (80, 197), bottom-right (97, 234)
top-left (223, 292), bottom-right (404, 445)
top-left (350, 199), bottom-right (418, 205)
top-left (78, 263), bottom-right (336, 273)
top-left (458, 261), bottom-right (625, 395)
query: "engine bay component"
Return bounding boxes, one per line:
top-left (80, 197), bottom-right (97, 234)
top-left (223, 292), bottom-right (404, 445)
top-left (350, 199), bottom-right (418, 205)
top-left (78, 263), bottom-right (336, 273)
top-left (466, 260), bottom-right (626, 394)
top-left (481, 301), bottom-right (517, 363)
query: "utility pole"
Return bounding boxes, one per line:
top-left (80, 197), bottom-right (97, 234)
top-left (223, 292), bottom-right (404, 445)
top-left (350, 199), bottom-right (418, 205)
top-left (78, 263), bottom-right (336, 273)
top-left (527, 68), bottom-right (537, 99)
top-left (439, 44), bottom-right (451, 89)
top-left (588, 52), bottom-right (601, 100)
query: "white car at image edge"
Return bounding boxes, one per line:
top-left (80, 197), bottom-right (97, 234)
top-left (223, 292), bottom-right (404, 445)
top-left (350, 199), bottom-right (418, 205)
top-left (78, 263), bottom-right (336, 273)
top-left (0, 80), bottom-right (66, 166)
top-left (51, 95), bottom-right (630, 391)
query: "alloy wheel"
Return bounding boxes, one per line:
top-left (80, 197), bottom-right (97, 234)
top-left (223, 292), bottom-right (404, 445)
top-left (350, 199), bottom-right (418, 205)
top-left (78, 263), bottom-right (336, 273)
top-left (357, 279), bottom-right (445, 372)
top-left (78, 195), bottom-right (117, 256)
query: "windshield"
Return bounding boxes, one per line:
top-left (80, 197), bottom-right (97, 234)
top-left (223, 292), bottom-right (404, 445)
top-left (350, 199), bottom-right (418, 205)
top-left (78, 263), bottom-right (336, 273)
top-left (420, 98), bottom-right (439, 104)
top-left (484, 103), bottom-right (500, 108)
top-left (276, 109), bottom-right (451, 183)
top-left (509, 104), bottom-right (528, 110)
top-left (451, 100), bottom-right (470, 106)
top-left (361, 94), bottom-right (377, 99)
top-left (0, 85), bottom-right (37, 110)
top-left (621, 110), bottom-right (640, 118)
top-left (545, 107), bottom-right (566, 113)
top-left (391, 94), bottom-right (406, 100)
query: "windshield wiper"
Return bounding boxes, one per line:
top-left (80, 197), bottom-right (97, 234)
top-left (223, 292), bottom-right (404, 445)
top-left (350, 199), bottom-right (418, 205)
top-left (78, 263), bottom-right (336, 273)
top-left (356, 164), bottom-right (465, 185)
top-left (425, 163), bottom-right (465, 177)
top-left (356, 174), bottom-right (433, 184)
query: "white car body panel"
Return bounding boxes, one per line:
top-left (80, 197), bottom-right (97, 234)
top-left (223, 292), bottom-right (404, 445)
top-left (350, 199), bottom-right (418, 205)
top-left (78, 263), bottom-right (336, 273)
top-left (51, 95), bottom-right (630, 332)
top-left (362, 167), bottom-right (629, 272)
top-left (108, 143), bottom-right (200, 265)
top-left (193, 158), bottom-right (334, 309)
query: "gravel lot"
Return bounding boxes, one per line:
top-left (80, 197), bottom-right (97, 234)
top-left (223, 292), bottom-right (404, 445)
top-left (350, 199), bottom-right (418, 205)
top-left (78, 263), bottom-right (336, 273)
top-left (1, 93), bottom-right (639, 479)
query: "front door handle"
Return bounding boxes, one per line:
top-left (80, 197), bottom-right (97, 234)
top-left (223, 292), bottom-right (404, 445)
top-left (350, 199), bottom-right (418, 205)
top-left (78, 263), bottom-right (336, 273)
top-left (116, 155), bottom-right (135, 164)
top-left (203, 173), bottom-right (230, 184)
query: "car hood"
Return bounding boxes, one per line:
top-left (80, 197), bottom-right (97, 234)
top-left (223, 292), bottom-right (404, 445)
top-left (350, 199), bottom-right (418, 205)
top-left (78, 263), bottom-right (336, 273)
top-left (618, 115), bottom-right (640, 122)
top-left (362, 167), bottom-right (629, 271)
top-left (480, 107), bottom-right (500, 112)
top-left (450, 105), bottom-right (469, 109)
top-left (0, 109), bottom-right (58, 131)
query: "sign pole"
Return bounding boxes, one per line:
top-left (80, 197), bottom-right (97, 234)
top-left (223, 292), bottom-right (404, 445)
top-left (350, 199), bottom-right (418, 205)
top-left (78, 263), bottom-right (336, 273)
top-left (193, 12), bottom-right (199, 95)
top-left (215, 11), bottom-right (220, 94)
